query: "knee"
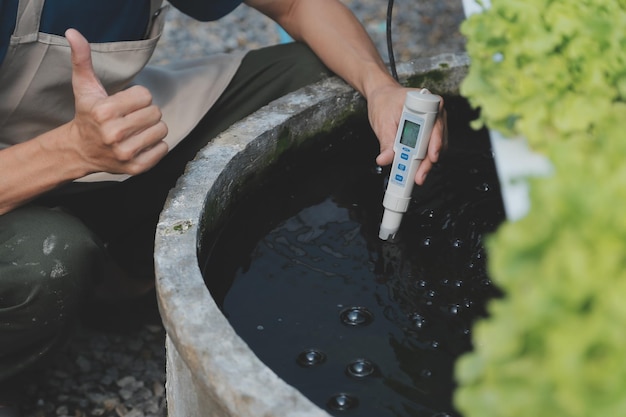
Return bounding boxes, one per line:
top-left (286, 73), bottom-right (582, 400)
top-left (0, 206), bottom-right (100, 352)
top-left (1, 205), bottom-right (102, 279)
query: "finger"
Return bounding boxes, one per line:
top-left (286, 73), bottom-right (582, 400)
top-left (375, 147), bottom-right (394, 167)
top-left (108, 104), bottom-right (164, 140)
top-left (414, 158), bottom-right (433, 186)
top-left (425, 105), bottom-right (448, 161)
top-left (66, 28), bottom-right (107, 99)
top-left (437, 107), bottom-right (449, 152)
top-left (112, 120), bottom-right (169, 162)
top-left (374, 118), bottom-right (400, 167)
top-left (428, 124), bottom-right (444, 163)
top-left (109, 85), bottom-right (156, 118)
top-left (123, 138), bottom-right (170, 175)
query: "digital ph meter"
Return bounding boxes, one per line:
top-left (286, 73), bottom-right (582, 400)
top-left (378, 89), bottom-right (440, 241)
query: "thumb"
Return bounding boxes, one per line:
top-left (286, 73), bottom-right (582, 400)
top-left (376, 147), bottom-right (394, 167)
top-left (65, 28), bottom-right (107, 99)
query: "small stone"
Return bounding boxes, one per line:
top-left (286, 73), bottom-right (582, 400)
top-left (75, 356), bottom-right (91, 373)
top-left (127, 338), bottom-right (144, 352)
top-left (115, 404), bottom-right (129, 417)
top-left (144, 324), bottom-right (163, 333)
top-left (152, 381), bottom-right (165, 398)
top-left (103, 397), bottom-right (120, 411)
top-left (116, 376), bottom-right (137, 388)
top-left (91, 407), bottom-right (106, 416)
top-left (131, 387), bottom-right (153, 403)
top-left (124, 409), bottom-right (145, 417)
top-left (86, 392), bottom-right (107, 404)
top-left (119, 388), bottom-right (134, 401)
top-left (142, 399), bottom-right (161, 414)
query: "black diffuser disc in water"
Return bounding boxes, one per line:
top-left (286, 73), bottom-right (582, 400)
top-left (297, 349), bottom-right (327, 368)
top-left (328, 393), bottom-right (359, 411)
top-left (340, 307), bottom-right (375, 327)
top-left (346, 359), bottom-right (377, 379)
top-left (203, 96), bottom-right (505, 417)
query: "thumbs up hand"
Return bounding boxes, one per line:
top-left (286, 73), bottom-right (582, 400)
top-left (65, 29), bottom-right (168, 176)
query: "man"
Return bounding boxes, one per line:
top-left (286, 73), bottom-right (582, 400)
top-left (0, 0), bottom-right (446, 414)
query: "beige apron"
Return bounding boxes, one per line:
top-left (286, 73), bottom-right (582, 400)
top-left (0, 0), bottom-right (244, 182)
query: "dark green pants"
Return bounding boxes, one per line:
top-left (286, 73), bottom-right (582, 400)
top-left (0, 42), bottom-right (332, 381)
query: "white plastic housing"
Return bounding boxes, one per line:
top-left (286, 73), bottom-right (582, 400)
top-left (379, 89), bottom-right (440, 240)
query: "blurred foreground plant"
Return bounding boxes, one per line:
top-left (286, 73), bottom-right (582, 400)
top-left (454, 1), bottom-right (626, 416)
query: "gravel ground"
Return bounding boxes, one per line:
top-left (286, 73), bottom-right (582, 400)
top-left (14, 1), bottom-right (466, 416)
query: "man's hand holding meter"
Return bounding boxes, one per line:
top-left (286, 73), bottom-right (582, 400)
top-left (368, 83), bottom-right (448, 185)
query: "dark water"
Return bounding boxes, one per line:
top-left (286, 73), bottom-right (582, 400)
top-left (202, 96), bottom-right (505, 417)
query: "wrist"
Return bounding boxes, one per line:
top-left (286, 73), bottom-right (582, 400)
top-left (360, 64), bottom-right (400, 101)
top-left (36, 122), bottom-right (92, 180)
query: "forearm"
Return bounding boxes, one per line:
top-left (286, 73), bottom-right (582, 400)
top-left (246, 0), bottom-right (447, 183)
top-left (246, 0), bottom-right (399, 99)
top-left (0, 123), bottom-right (88, 215)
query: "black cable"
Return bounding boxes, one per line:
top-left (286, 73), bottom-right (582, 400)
top-left (386, 0), bottom-right (398, 81)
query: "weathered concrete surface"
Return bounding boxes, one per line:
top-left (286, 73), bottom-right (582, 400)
top-left (154, 52), bottom-right (468, 417)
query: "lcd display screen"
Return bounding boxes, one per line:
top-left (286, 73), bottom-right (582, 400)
top-left (399, 119), bottom-right (421, 148)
